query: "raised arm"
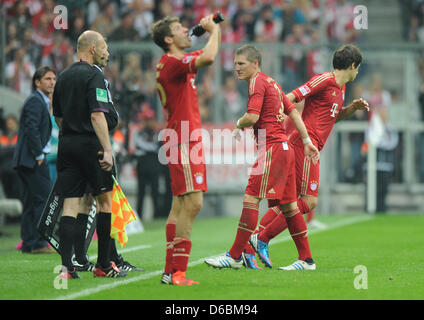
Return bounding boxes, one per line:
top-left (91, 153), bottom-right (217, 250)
top-left (195, 15), bottom-right (221, 69)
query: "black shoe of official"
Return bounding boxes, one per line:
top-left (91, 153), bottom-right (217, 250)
top-left (74, 260), bottom-right (95, 272)
top-left (93, 261), bottom-right (128, 278)
top-left (114, 254), bottom-right (144, 272)
top-left (60, 266), bottom-right (81, 279)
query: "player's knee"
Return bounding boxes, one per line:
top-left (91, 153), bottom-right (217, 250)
top-left (96, 191), bottom-right (112, 212)
top-left (186, 193), bottom-right (203, 214)
top-left (190, 199), bottom-right (203, 214)
top-left (243, 194), bottom-right (260, 205)
top-left (79, 193), bottom-right (94, 213)
top-left (304, 196), bottom-right (318, 211)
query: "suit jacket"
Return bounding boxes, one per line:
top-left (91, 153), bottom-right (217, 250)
top-left (13, 90), bottom-right (52, 169)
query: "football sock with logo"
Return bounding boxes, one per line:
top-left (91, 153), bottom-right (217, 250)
top-left (96, 212), bottom-right (112, 268)
top-left (59, 216), bottom-right (76, 270)
top-left (165, 220), bottom-right (176, 274)
top-left (74, 213), bottom-right (89, 264)
top-left (172, 238), bottom-right (191, 272)
top-left (283, 208), bottom-right (312, 261)
top-left (229, 202), bottom-right (259, 260)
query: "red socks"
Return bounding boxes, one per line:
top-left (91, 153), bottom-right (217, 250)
top-left (258, 206), bottom-right (281, 232)
top-left (165, 220), bottom-right (192, 273)
top-left (283, 208), bottom-right (311, 261)
top-left (164, 220), bottom-right (176, 274)
top-left (258, 212), bottom-right (287, 243)
top-left (257, 202), bottom-right (312, 261)
top-left (229, 201), bottom-right (259, 260)
top-left (243, 206), bottom-right (281, 254)
top-left (257, 198), bottom-right (312, 243)
top-left (172, 237), bottom-right (192, 272)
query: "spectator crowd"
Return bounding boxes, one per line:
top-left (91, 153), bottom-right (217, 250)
top-left (4, 0), bottom-right (420, 218)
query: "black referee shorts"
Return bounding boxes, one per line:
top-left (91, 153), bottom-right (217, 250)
top-left (56, 134), bottom-right (114, 198)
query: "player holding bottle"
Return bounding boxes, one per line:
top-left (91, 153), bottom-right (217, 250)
top-left (249, 44), bottom-right (370, 270)
top-left (204, 45), bottom-right (319, 270)
top-left (151, 14), bottom-right (221, 285)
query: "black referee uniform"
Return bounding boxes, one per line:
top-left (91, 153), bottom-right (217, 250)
top-left (53, 62), bottom-right (118, 197)
top-left (52, 61), bottom-right (118, 273)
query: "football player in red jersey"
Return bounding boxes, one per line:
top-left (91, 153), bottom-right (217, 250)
top-left (151, 15), bottom-right (221, 285)
top-left (205, 45), bottom-right (319, 271)
top-left (251, 44), bottom-right (370, 270)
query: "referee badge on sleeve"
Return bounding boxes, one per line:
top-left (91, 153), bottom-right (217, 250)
top-left (96, 88), bottom-right (108, 103)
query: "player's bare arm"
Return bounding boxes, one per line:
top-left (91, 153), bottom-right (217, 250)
top-left (286, 92), bottom-right (305, 113)
top-left (288, 108), bottom-right (319, 164)
top-left (336, 98), bottom-right (369, 122)
top-left (232, 112), bottom-right (259, 141)
top-left (195, 15), bottom-right (221, 69)
top-left (236, 112), bottom-right (259, 129)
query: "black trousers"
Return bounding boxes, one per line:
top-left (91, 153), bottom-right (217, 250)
top-left (17, 160), bottom-right (51, 252)
top-left (136, 154), bottom-right (160, 218)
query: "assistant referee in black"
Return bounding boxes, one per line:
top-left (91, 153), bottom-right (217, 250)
top-left (52, 30), bottom-right (124, 279)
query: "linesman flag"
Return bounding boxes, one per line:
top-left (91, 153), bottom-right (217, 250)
top-left (111, 175), bottom-right (137, 247)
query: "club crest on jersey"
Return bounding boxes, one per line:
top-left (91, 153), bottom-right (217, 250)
top-left (194, 173), bottom-right (204, 185)
top-left (310, 180), bottom-right (318, 191)
top-left (299, 85), bottom-right (311, 96)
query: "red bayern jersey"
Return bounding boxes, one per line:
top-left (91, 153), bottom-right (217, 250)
top-left (156, 50), bottom-right (203, 144)
top-left (291, 72), bottom-right (346, 150)
top-left (247, 72), bottom-right (295, 146)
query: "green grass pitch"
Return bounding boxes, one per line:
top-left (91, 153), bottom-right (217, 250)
top-left (0, 214), bottom-right (423, 300)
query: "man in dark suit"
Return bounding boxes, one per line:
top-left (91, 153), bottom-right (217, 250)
top-left (13, 66), bottom-right (56, 254)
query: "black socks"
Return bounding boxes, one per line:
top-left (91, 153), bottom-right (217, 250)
top-left (96, 212), bottom-right (112, 269)
top-left (74, 213), bottom-right (89, 264)
top-left (59, 216), bottom-right (76, 270)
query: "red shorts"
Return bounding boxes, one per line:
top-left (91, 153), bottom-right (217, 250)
top-left (167, 142), bottom-right (208, 196)
top-left (245, 142), bottom-right (297, 206)
top-left (292, 140), bottom-right (320, 197)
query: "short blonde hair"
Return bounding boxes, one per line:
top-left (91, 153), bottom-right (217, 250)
top-left (235, 45), bottom-right (262, 67)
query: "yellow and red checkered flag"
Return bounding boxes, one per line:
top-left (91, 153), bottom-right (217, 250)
top-left (111, 176), bottom-right (137, 247)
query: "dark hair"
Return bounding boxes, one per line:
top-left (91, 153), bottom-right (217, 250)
top-left (332, 44), bottom-right (362, 70)
top-left (235, 44), bottom-right (262, 67)
top-left (151, 16), bottom-right (180, 52)
top-left (32, 66), bottom-right (56, 91)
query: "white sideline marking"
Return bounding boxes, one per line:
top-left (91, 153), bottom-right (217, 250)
top-left (54, 215), bottom-right (373, 300)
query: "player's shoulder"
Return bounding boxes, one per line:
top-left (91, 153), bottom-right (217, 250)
top-left (308, 72), bottom-right (335, 88)
top-left (249, 72), bottom-right (269, 95)
top-left (249, 72), bottom-right (263, 95)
